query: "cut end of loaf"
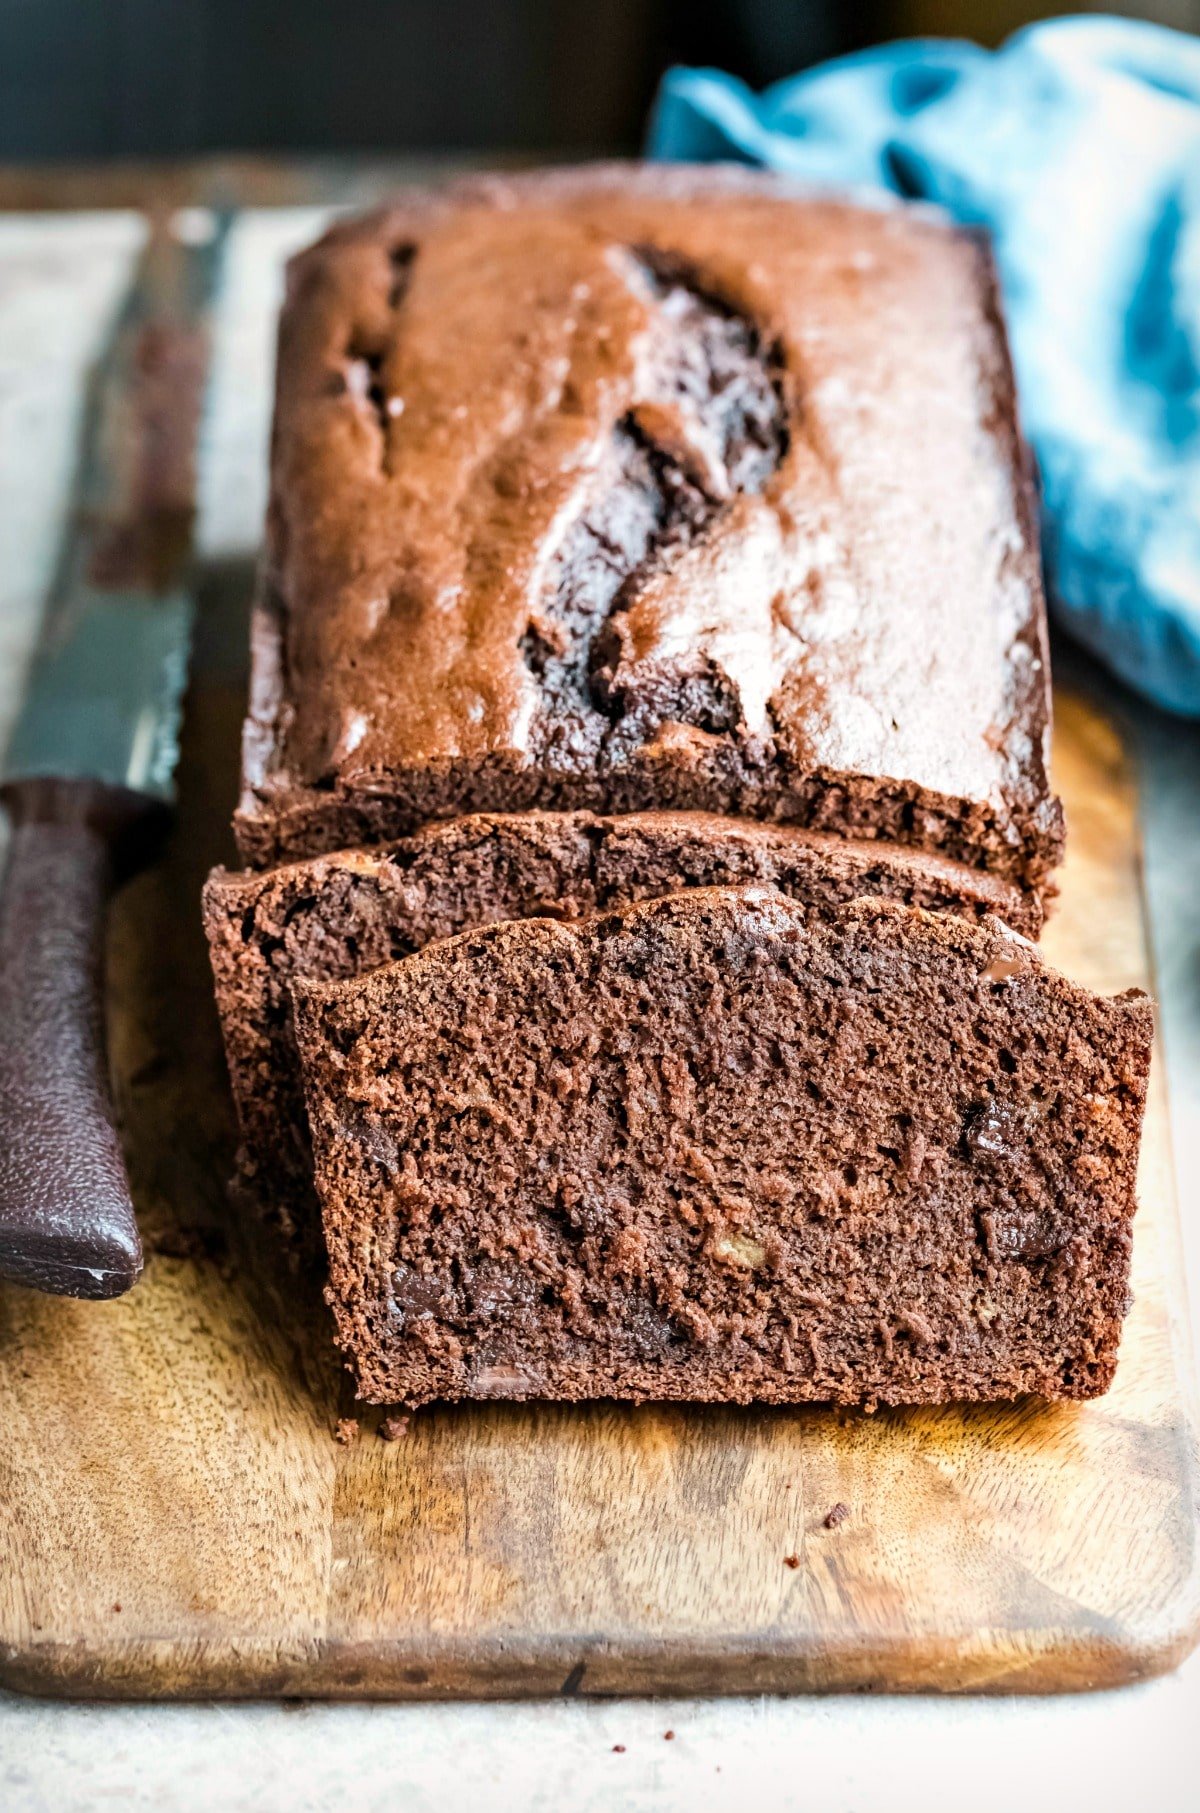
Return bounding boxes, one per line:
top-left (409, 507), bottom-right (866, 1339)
top-left (293, 887), bottom-right (1151, 1409)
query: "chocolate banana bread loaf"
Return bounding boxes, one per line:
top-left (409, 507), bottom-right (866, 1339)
top-left (205, 810), bottom-right (1038, 1237)
top-left (293, 889), bottom-right (1151, 1409)
top-left (235, 165), bottom-right (1062, 900)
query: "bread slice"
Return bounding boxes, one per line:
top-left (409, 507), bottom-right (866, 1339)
top-left (205, 810), bottom-right (1037, 1237)
top-left (293, 887), bottom-right (1150, 1408)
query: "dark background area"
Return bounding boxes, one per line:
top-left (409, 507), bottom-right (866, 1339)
top-left (0, 0), bottom-right (856, 159)
top-left (0, 1), bottom-right (1196, 161)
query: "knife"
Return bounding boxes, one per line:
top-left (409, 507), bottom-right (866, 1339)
top-left (0, 210), bottom-right (228, 1299)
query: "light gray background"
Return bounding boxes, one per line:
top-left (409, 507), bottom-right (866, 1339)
top-left (0, 212), bottom-right (1196, 1813)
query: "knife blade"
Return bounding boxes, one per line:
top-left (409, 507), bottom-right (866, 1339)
top-left (0, 209), bottom-right (229, 1299)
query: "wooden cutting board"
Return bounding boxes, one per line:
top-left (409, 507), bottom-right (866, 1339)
top-left (0, 578), bottom-right (1197, 1699)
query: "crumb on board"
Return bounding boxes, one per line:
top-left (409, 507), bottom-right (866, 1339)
top-left (612, 1744), bottom-right (626, 1754)
top-left (664, 1729), bottom-right (675, 1741)
top-left (333, 1418), bottom-right (359, 1446)
top-left (379, 1412), bottom-right (411, 1441)
top-left (783, 1553), bottom-right (800, 1569)
top-left (824, 1501), bottom-right (850, 1530)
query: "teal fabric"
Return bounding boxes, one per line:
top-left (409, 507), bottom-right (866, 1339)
top-left (648, 17), bottom-right (1200, 717)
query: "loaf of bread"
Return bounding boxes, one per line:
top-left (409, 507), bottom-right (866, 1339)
top-left (206, 167), bottom-right (1152, 1412)
top-left (235, 167), bottom-right (1062, 904)
top-left (293, 889), bottom-right (1151, 1408)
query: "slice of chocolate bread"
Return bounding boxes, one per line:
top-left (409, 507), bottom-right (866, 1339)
top-left (204, 810), bottom-right (1039, 1237)
top-left (293, 888), bottom-right (1151, 1408)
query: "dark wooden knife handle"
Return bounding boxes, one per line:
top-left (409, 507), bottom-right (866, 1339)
top-left (0, 778), bottom-right (165, 1298)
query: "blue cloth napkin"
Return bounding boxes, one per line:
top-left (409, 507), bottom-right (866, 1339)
top-left (648, 16), bottom-right (1200, 718)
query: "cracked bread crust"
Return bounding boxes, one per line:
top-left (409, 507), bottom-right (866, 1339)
top-left (235, 165), bottom-right (1062, 892)
top-left (293, 888), bottom-right (1150, 1408)
top-left (204, 808), bottom-right (1039, 1239)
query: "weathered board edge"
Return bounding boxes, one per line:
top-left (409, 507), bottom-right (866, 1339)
top-left (5, 1579), bottom-right (1200, 1701)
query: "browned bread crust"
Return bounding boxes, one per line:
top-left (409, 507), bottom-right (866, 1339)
top-left (236, 166), bottom-right (1062, 893)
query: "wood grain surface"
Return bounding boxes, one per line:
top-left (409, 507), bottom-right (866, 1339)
top-left (0, 574), bottom-right (1197, 1699)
